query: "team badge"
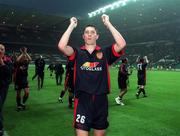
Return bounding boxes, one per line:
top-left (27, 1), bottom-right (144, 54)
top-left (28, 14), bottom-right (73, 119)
top-left (96, 51), bottom-right (103, 59)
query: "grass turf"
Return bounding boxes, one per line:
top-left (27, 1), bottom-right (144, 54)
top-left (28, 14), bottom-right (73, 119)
top-left (3, 66), bottom-right (180, 136)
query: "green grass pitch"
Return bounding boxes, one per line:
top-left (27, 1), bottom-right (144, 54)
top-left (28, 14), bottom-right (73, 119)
top-left (3, 66), bottom-right (180, 136)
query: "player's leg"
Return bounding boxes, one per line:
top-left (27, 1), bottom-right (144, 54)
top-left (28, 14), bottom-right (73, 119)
top-left (119, 88), bottom-right (127, 105)
top-left (141, 78), bottom-right (147, 97)
top-left (40, 72), bottom-right (44, 88)
top-left (93, 129), bottom-right (106, 136)
top-left (136, 87), bottom-right (142, 99)
top-left (68, 91), bottom-right (74, 108)
top-left (74, 92), bottom-right (92, 136)
top-left (38, 75), bottom-right (41, 90)
top-left (115, 77), bottom-right (122, 104)
top-left (32, 70), bottom-right (37, 80)
top-left (22, 87), bottom-right (29, 109)
top-left (93, 95), bottom-right (108, 136)
top-left (136, 76), bottom-right (143, 99)
top-left (59, 74), bottom-right (63, 85)
top-left (16, 89), bottom-right (22, 111)
top-left (0, 113), bottom-right (4, 136)
top-left (58, 88), bottom-right (67, 103)
top-left (59, 75), bottom-right (69, 102)
top-left (55, 74), bottom-right (59, 85)
top-left (141, 86), bottom-right (147, 97)
top-left (76, 129), bottom-right (89, 136)
top-left (116, 77), bottom-right (127, 105)
top-left (0, 86), bottom-right (9, 135)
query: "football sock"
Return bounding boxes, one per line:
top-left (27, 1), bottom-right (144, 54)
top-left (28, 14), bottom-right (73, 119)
top-left (137, 89), bottom-right (142, 95)
top-left (23, 94), bottom-right (29, 104)
top-left (16, 97), bottom-right (21, 106)
top-left (142, 89), bottom-right (145, 95)
top-left (60, 90), bottom-right (65, 98)
top-left (40, 78), bottom-right (44, 88)
top-left (142, 89), bottom-right (147, 97)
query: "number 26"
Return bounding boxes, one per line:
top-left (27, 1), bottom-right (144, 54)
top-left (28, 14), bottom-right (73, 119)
top-left (76, 114), bottom-right (86, 124)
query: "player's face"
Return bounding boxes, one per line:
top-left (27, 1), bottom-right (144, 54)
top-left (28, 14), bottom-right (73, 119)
top-left (83, 26), bottom-right (99, 45)
top-left (0, 44), bottom-right (5, 58)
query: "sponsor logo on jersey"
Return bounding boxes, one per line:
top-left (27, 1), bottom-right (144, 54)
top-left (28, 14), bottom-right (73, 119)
top-left (80, 62), bottom-right (102, 71)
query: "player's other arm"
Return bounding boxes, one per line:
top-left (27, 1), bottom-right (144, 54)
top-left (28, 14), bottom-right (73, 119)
top-left (101, 14), bottom-right (126, 53)
top-left (136, 56), bottom-right (140, 63)
top-left (24, 48), bottom-right (32, 61)
top-left (58, 17), bottom-right (77, 57)
top-left (144, 56), bottom-right (149, 63)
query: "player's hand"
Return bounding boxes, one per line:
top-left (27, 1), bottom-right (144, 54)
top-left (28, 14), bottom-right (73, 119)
top-left (101, 14), bottom-right (110, 26)
top-left (70, 17), bottom-right (78, 28)
top-left (20, 47), bottom-right (23, 53)
top-left (20, 47), bottom-right (27, 54)
top-left (24, 47), bottom-right (27, 53)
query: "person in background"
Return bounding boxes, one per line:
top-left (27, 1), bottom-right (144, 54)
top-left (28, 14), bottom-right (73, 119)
top-left (115, 58), bottom-right (131, 106)
top-left (54, 62), bottom-right (64, 85)
top-left (136, 56), bottom-right (149, 99)
top-left (0, 44), bottom-right (11, 136)
top-left (15, 47), bottom-right (31, 111)
top-left (58, 61), bottom-right (74, 108)
top-left (32, 55), bottom-right (45, 90)
top-left (11, 51), bottom-right (18, 84)
top-left (47, 63), bottom-right (54, 77)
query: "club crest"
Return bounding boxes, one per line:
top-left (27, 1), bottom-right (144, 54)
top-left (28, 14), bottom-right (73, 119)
top-left (96, 51), bottom-right (103, 59)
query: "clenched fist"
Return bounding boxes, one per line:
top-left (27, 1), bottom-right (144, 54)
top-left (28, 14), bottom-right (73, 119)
top-left (70, 17), bottom-right (78, 28)
top-left (101, 14), bottom-right (110, 26)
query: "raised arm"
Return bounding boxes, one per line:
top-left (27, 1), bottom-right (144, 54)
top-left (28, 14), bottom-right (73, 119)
top-left (24, 48), bottom-right (32, 61)
top-left (144, 56), bottom-right (149, 63)
top-left (136, 56), bottom-right (140, 63)
top-left (17, 47), bottom-right (32, 62)
top-left (101, 14), bottom-right (126, 53)
top-left (58, 17), bottom-right (77, 56)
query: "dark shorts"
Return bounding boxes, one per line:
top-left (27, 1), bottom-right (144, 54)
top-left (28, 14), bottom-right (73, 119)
top-left (118, 76), bottom-right (127, 89)
top-left (74, 92), bottom-right (109, 131)
top-left (138, 75), bottom-right (146, 86)
top-left (15, 79), bottom-right (29, 90)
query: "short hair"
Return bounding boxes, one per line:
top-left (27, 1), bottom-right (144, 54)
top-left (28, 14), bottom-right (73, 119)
top-left (0, 43), bottom-right (5, 48)
top-left (83, 25), bottom-right (99, 34)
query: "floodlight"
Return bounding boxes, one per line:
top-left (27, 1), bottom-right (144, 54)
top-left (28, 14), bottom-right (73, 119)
top-left (88, 0), bottom-right (140, 18)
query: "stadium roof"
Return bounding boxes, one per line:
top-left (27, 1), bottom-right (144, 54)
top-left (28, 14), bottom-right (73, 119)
top-left (0, 0), bottom-right (179, 31)
top-left (0, 0), bottom-right (113, 18)
top-left (0, 0), bottom-right (180, 49)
